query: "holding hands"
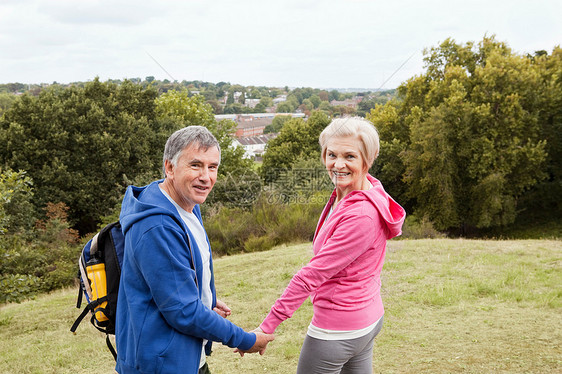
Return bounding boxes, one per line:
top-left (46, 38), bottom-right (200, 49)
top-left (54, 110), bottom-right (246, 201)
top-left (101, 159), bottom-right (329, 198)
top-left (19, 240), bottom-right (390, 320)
top-left (235, 327), bottom-right (274, 356)
top-left (213, 300), bottom-right (274, 356)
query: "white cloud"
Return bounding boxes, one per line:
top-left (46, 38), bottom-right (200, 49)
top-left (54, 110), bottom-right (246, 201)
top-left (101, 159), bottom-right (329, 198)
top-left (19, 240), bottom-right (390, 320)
top-left (0, 0), bottom-right (560, 88)
top-left (38, 0), bottom-right (166, 25)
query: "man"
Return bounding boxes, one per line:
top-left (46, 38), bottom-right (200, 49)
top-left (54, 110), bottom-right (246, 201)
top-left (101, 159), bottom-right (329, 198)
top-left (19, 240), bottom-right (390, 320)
top-left (115, 126), bottom-right (274, 374)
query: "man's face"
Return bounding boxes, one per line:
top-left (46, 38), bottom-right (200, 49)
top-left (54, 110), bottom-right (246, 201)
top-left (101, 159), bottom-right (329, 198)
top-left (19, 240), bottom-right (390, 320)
top-left (164, 143), bottom-right (220, 212)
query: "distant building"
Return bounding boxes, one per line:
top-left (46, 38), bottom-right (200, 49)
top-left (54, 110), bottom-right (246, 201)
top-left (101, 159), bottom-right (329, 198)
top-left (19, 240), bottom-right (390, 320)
top-left (233, 133), bottom-right (279, 159)
top-left (273, 95), bottom-right (287, 104)
top-left (330, 97), bottom-right (363, 109)
top-left (215, 114), bottom-right (238, 121)
top-left (214, 113), bottom-right (305, 137)
top-left (234, 118), bottom-right (271, 137)
top-left (244, 99), bottom-right (260, 108)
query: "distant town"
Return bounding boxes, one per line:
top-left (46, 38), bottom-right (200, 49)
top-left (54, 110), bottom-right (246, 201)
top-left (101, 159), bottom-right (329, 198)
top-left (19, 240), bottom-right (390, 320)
top-left (0, 78), bottom-right (396, 161)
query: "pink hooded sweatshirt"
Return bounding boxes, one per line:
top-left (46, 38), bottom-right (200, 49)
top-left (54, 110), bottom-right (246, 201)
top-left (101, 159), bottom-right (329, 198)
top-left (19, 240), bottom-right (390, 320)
top-left (260, 174), bottom-right (405, 334)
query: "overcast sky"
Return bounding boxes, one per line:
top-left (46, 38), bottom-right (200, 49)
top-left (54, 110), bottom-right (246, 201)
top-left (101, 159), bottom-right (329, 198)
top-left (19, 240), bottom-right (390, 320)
top-left (1, 0), bottom-right (560, 89)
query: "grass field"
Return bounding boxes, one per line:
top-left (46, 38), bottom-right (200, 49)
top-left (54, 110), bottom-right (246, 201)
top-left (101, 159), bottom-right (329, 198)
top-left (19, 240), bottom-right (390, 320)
top-left (0, 239), bottom-right (560, 373)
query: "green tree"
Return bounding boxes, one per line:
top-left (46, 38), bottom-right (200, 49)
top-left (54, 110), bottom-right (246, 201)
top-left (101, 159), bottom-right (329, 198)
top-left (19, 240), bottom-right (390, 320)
top-left (276, 101), bottom-right (295, 113)
top-left (206, 99), bottom-right (223, 114)
top-left (0, 168), bottom-right (35, 235)
top-left (0, 78), bottom-right (160, 234)
top-left (329, 90), bottom-right (340, 101)
top-left (269, 88), bottom-right (282, 98)
top-left (301, 99), bottom-right (314, 111)
top-left (366, 103), bottom-right (409, 208)
top-left (309, 94), bottom-right (321, 108)
top-left (201, 91), bottom-right (217, 101)
top-left (517, 47), bottom-right (562, 219)
top-left (261, 111), bottom-right (331, 183)
top-left (0, 93), bottom-right (16, 117)
top-left (224, 103), bottom-right (251, 114)
top-left (156, 90), bottom-right (252, 178)
top-left (259, 96), bottom-right (273, 108)
top-left (288, 91), bottom-right (303, 105)
top-left (317, 101), bottom-right (332, 114)
top-left (254, 102), bottom-right (266, 113)
top-left (226, 91), bottom-right (235, 105)
top-left (248, 87), bottom-right (262, 99)
top-left (264, 115), bottom-right (290, 134)
top-left (393, 36), bottom-right (548, 231)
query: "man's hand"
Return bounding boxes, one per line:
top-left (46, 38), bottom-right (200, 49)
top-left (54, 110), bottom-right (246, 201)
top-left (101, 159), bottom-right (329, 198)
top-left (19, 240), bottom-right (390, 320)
top-left (235, 328), bottom-right (274, 356)
top-left (213, 299), bottom-right (232, 318)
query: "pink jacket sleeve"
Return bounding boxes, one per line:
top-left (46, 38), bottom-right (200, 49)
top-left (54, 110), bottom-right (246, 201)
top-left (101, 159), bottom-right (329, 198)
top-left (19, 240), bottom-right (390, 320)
top-left (259, 213), bottom-right (381, 334)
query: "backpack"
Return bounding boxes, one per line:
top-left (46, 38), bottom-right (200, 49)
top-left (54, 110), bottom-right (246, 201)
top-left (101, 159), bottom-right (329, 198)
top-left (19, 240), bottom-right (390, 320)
top-left (70, 221), bottom-right (124, 360)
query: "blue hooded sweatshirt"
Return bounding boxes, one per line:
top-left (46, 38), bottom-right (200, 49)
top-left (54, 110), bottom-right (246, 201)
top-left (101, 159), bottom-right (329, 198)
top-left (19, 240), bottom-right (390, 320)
top-left (115, 180), bottom-right (256, 374)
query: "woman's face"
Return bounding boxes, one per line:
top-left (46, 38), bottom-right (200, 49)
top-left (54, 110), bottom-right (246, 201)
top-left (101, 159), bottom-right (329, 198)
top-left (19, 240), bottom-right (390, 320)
top-left (324, 135), bottom-right (368, 196)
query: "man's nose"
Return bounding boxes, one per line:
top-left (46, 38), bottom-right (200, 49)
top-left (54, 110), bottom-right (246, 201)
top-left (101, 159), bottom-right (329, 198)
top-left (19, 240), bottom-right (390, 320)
top-left (199, 167), bottom-right (210, 181)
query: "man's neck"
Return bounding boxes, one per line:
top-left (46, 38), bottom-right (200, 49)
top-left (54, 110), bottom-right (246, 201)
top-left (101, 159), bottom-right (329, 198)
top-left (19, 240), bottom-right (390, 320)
top-left (160, 179), bottom-right (195, 213)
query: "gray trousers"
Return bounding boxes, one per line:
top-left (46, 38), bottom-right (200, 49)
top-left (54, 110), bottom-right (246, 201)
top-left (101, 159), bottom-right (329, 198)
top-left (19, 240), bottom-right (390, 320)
top-left (296, 316), bottom-right (383, 374)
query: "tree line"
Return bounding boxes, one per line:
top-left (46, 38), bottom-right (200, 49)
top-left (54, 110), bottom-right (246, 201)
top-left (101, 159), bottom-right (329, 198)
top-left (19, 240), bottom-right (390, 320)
top-left (1, 79), bottom-right (395, 119)
top-left (263, 36), bottom-right (561, 234)
top-left (0, 35), bottom-right (560, 302)
top-left (2, 35), bottom-right (560, 236)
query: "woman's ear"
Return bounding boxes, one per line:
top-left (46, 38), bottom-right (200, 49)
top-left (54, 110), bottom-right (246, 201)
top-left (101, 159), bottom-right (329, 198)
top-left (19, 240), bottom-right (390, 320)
top-left (363, 160), bottom-right (370, 174)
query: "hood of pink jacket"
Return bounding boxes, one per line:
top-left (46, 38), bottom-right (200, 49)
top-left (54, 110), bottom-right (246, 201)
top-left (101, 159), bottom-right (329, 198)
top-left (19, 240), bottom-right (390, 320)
top-left (316, 174), bottom-right (406, 240)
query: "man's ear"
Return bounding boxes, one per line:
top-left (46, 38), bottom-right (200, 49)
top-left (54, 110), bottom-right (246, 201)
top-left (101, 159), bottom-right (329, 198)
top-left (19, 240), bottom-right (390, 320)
top-left (164, 159), bottom-right (174, 179)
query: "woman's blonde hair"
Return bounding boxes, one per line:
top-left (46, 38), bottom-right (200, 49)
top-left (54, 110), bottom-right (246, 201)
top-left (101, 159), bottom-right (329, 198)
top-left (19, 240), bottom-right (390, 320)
top-left (319, 116), bottom-right (380, 169)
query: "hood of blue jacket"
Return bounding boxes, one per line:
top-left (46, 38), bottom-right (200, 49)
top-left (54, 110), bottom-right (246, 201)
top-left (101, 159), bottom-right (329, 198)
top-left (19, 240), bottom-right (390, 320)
top-left (119, 179), bottom-right (202, 236)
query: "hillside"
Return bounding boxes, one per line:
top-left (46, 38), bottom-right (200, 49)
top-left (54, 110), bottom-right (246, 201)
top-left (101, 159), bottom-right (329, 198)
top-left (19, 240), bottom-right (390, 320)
top-left (0, 239), bottom-right (560, 373)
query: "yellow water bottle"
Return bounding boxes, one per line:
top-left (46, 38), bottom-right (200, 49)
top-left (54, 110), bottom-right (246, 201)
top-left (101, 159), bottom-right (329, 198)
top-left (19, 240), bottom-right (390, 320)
top-left (86, 259), bottom-right (109, 322)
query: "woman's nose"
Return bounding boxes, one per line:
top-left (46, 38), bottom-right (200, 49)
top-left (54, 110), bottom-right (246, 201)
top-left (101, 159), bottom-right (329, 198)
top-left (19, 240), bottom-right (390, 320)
top-left (334, 157), bottom-right (345, 169)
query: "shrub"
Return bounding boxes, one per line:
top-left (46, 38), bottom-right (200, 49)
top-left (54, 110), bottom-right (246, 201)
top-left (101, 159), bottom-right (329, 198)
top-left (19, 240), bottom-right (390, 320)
top-left (401, 215), bottom-right (446, 239)
top-left (0, 202), bottom-right (80, 304)
top-left (0, 168), bottom-right (36, 236)
top-left (206, 194), bottom-right (325, 256)
top-left (244, 234), bottom-right (277, 253)
top-left (0, 274), bottom-right (42, 304)
top-left (206, 206), bottom-right (261, 256)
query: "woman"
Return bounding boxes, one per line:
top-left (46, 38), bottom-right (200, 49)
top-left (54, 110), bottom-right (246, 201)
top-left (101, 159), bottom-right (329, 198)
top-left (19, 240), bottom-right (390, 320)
top-left (259, 117), bottom-right (405, 373)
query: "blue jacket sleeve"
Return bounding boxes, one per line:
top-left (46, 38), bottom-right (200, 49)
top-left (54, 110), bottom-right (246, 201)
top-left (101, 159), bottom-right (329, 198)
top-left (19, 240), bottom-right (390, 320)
top-left (132, 222), bottom-right (256, 350)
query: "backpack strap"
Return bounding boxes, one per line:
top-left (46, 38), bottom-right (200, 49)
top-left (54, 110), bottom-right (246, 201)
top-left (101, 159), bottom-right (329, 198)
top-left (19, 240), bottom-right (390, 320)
top-left (78, 255), bottom-right (93, 303)
top-left (70, 305), bottom-right (90, 334)
top-left (75, 283), bottom-right (83, 309)
top-left (106, 335), bottom-right (117, 360)
top-left (70, 296), bottom-right (109, 334)
top-left (90, 231), bottom-right (100, 257)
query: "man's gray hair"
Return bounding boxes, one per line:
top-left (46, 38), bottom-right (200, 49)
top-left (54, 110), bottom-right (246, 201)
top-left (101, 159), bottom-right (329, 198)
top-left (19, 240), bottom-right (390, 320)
top-left (162, 126), bottom-right (220, 176)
